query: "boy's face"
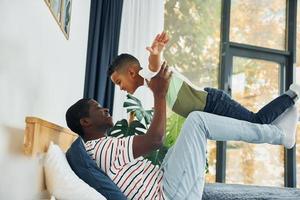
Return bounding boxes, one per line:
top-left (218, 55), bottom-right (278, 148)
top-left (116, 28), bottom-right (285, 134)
top-left (110, 68), bottom-right (140, 94)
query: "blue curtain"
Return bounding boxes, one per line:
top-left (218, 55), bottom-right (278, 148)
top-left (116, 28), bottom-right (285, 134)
top-left (84, 0), bottom-right (123, 113)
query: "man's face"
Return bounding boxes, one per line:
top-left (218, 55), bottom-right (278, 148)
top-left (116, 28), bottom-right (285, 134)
top-left (87, 100), bottom-right (114, 129)
top-left (110, 69), bottom-right (139, 94)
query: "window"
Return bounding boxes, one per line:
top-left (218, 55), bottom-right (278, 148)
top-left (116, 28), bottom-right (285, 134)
top-left (164, 0), bottom-right (221, 88)
top-left (218, 0), bottom-right (296, 186)
top-left (164, 0), bottom-right (222, 182)
top-left (230, 0), bottom-right (286, 50)
top-left (164, 0), bottom-right (298, 187)
top-left (227, 57), bottom-right (283, 186)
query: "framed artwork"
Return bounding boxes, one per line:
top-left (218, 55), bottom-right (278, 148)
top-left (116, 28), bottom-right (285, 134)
top-left (50, 0), bottom-right (62, 21)
top-left (61, 0), bottom-right (72, 38)
top-left (45, 0), bottom-right (50, 6)
top-left (44, 0), bottom-right (72, 39)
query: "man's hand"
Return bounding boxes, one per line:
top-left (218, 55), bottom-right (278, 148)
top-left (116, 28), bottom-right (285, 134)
top-left (147, 62), bottom-right (172, 98)
top-left (132, 62), bottom-right (171, 159)
top-left (146, 32), bottom-right (169, 56)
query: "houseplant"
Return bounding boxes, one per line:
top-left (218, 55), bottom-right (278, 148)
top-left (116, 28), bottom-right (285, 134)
top-left (107, 94), bottom-right (208, 171)
top-left (107, 94), bottom-right (184, 165)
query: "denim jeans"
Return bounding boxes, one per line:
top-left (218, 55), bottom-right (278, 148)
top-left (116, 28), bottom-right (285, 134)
top-left (203, 87), bottom-right (294, 124)
top-left (161, 111), bottom-right (285, 199)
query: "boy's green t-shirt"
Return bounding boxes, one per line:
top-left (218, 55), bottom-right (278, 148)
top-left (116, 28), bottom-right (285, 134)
top-left (166, 68), bottom-right (208, 118)
top-left (139, 67), bottom-right (208, 118)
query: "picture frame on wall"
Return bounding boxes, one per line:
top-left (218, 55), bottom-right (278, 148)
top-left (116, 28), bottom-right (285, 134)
top-left (61, 0), bottom-right (72, 39)
top-left (44, 0), bottom-right (72, 40)
top-left (44, 0), bottom-right (50, 6)
top-left (50, 0), bottom-right (62, 22)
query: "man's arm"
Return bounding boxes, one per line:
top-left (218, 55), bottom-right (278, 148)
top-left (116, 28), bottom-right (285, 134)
top-left (132, 63), bottom-right (171, 158)
top-left (146, 32), bottom-right (169, 72)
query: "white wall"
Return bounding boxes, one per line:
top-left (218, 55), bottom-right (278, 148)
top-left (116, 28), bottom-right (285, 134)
top-left (0, 0), bottom-right (90, 156)
top-left (0, 1), bottom-right (91, 197)
top-left (0, 0), bottom-right (91, 154)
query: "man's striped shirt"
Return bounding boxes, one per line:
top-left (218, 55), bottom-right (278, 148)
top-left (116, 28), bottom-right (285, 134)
top-left (85, 136), bottom-right (165, 200)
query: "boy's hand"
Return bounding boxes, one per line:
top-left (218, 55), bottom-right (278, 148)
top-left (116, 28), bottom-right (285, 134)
top-left (147, 62), bottom-right (172, 98)
top-left (146, 32), bottom-right (169, 56)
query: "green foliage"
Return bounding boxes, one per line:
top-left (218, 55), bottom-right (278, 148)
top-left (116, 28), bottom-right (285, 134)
top-left (145, 113), bottom-right (186, 165)
top-left (145, 146), bottom-right (169, 166)
top-left (123, 94), bottom-right (153, 127)
top-left (109, 94), bottom-right (209, 172)
top-left (164, 0), bottom-right (221, 88)
top-left (107, 119), bottom-right (146, 138)
top-left (164, 113), bottom-right (186, 148)
top-left (123, 94), bottom-right (169, 165)
top-left (109, 94), bottom-right (184, 166)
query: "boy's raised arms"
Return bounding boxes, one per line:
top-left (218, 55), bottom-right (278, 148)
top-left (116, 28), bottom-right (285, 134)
top-left (146, 32), bottom-right (169, 73)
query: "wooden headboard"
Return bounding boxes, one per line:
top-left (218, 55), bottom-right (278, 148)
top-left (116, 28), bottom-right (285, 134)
top-left (23, 116), bottom-right (78, 196)
top-left (24, 116), bottom-right (78, 157)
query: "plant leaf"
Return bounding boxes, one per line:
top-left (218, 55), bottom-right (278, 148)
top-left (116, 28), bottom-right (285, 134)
top-left (126, 94), bottom-right (142, 106)
top-left (164, 113), bottom-right (186, 148)
top-left (128, 120), bottom-right (147, 135)
top-left (135, 110), bottom-right (144, 122)
top-left (123, 102), bottom-right (140, 108)
top-left (107, 119), bottom-right (128, 137)
top-left (145, 146), bottom-right (168, 166)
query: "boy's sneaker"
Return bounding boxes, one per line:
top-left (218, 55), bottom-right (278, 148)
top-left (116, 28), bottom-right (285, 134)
top-left (272, 106), bottom-right (298, 149)
top-left (290, 83), bottom-right (300, 100)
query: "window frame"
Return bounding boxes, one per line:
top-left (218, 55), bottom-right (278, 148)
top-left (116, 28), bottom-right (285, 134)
top-left (217, 0), bottom-right (297, 187)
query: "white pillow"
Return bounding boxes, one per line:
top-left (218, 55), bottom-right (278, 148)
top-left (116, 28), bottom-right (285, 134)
top-left (44, 142), bottom-right (106, 200)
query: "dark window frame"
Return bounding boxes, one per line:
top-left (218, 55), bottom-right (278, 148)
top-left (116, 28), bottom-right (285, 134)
top-left (217, 0), bottom-right (297, 187)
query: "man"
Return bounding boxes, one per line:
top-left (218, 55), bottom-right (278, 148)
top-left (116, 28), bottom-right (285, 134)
top-left (66, 65), bottom-right (298, 199)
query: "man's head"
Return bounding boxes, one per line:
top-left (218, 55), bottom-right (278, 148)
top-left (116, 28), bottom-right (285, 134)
top-left (66, 99), bottom-right (114, 138)
top-left (108, 53), bottom-right (144, 94)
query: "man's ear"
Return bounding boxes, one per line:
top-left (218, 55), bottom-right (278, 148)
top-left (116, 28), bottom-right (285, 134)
top-left (80, 117), bottom-right (91, 128)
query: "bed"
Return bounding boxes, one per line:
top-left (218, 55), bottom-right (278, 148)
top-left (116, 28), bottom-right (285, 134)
top-left (23, 116), bottom-right (300, 200)
top-left (24, 116), bottom-right (78, 158)
top-left (23, 116), bottom-right (110, 200)
top-left (23, 116), bottom-right (78, 198)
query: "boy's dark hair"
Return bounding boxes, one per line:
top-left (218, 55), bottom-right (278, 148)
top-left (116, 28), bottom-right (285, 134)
top-left (107, 53), bottom-right (140, 76)
top-left (65, 98), bottom-right (92, 137)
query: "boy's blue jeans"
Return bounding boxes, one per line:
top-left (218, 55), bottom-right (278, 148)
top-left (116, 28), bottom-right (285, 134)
top-left (161, 111), bottom-right (285, 199)
top-left (203, 87), bottom-right (294, 124)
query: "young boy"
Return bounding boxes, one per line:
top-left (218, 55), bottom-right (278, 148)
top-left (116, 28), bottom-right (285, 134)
top-left (108, 32), bottom-right (300, 124)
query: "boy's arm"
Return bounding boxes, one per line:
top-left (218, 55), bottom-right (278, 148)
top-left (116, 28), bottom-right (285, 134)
top-left (132, 64), bottom-right (171, 158)
top-left (146, 32), bottom-right (169, 72)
